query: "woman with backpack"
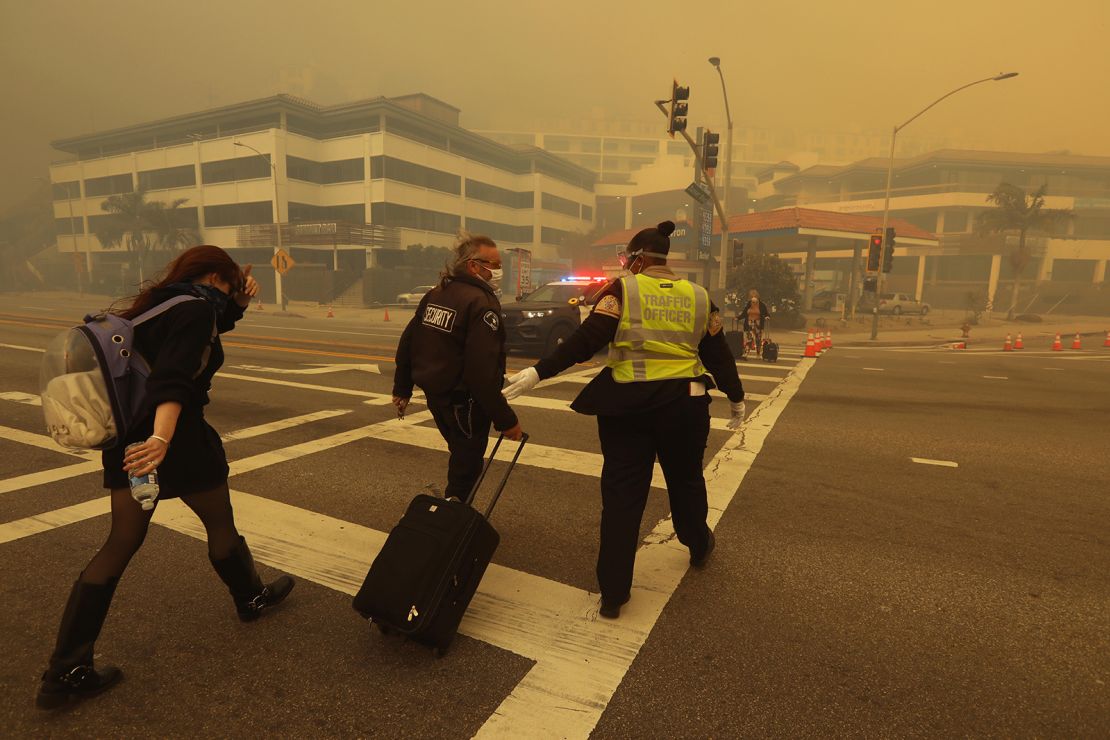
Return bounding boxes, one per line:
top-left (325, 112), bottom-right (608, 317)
top-left (37, 244), bottom-right (295, 710)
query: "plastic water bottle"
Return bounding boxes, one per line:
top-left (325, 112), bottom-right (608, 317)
top-left (125, 442), bottom-right (160, 510)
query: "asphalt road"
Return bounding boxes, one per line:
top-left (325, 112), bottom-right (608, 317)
top-left (0, 291), bottom-right (1107, 738)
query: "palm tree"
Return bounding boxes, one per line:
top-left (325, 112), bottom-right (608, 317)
top-left (93, 188), bottom-right (197, 284)
top-left (976, 183), bottom-right (1072, 319)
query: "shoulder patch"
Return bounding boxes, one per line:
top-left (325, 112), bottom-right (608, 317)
top-left (594, 294), bottom-right (622, 318)
top-left (422, 303), bottom-right (457, 333)
top-left (482, 310), bottom-right (500, 331)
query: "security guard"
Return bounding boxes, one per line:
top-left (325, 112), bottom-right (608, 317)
top-left (503, 221), bottom-right (745, 619)
top-left (393, 233), bottom-right (524, 501)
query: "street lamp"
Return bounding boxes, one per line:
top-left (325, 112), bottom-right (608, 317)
top-left (233, 140), bottom-right (285, 308)
top-left (709, 56), bottom-right (734, 291)
top-left (870, 72), bottom-right (1018, 339)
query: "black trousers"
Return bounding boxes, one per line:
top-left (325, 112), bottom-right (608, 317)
top-left (595, 393), bottom-right (712, 601)
top-left (428, 392), bottom-right (492, 501)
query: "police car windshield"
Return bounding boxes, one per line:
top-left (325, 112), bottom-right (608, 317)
top-left (522, 284), bottom-right (588, 303)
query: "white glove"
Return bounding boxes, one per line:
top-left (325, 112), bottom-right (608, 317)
top-left (502, 367), bottom-right (540, 400)
top-left (727, 400), bottom-right (747, 431)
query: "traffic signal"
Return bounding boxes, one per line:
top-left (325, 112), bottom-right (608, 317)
top-left (863, 275), bottom-right (878, 293)
top-left (883, 227), bottom-right (896, 273)
top-left (867, 233), bottom-right (882, 271)
top-left (702, 130), bottom-right (720, 172)
top-left (731, 239), bottom-right (743, 265)
top-left (667, 80), bottom-right (689, 137)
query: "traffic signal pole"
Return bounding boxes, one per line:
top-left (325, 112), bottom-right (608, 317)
top-left (654, 99), bottom-right (729, 278)
top-left (869, 72), bottom-right (1019, 340)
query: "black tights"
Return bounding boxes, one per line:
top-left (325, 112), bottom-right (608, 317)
top-left (80, 484), bottom-right (241, 585)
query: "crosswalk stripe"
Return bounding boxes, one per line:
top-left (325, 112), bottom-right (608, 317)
top-left (220, 409), bottom-right (352, 442)
top-left (0, 390), bottom-right (41, 406)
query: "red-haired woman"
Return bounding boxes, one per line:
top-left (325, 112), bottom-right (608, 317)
top-left (37, 245), bottom-right (295, 710)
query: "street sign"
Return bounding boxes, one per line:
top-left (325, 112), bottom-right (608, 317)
top-left (697, 204), bottom-right (713, 260)
top-left (271, 249), bottom-right (295, 275)
top-left (685, 181), bottom-right (712, 206)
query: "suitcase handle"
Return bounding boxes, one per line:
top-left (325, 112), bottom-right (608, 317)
top-left (464, 433), bottom-right (529, 520)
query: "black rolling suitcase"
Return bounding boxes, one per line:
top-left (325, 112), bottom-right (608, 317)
top-left (352, 433), bottom-right (528, 656)
top-left (761, 337), bottom-right (779, 362)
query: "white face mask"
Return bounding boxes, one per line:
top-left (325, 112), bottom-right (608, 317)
top-left (484, 267), bottom-right (503, 292)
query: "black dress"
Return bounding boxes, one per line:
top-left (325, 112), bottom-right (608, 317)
top-left (101, 288), bottom-right (246, 498)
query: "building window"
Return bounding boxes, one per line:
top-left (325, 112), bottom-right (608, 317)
top-left (546, 136), bottom-right (571, 151)
top-left (580, 139), bottom-right (601, 153)
top-left (288, 202), bottom-right (366, 223)
top-left (943, 211), bottom-right (969, 233)
top-left (203, 201), bottom-right (274, 227)
top-left (541, 192), bottom-right (580, 218)
top-left (52, 181), bottom-right (81, 200)
top-left (286, 156), bottom-right (365, 185)
top-left (465, 179), bottom-right (533, 209)
top-left (384, 116), bottom-right (449, 150)
top-left (371, 202), bottom-right (460, 234)
top-left (581, 205), bottom-right (593, 221)
top-left (369, 156), bottom-right (461, 195)
top-left (138, 165), bottom-right (196, 191)
top-left (55, 217), bottom-right (85, 235)
top-left (540, 226), bottom-right (573, 246)
top-left (629, 140), bottom-right (657, 153)
top-left (464, 217), bottom-right (532, 244)
top-left (85, 174), bottom-right (134, 197)
top-left (201, 156), bottom-right (272, 185)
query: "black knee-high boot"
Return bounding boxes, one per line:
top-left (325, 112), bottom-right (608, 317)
top-left (209, 537), bottom-right (294, 622)
top-left (37, 577), bottom-right (123, 710)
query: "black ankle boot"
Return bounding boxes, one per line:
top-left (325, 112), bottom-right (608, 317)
top-left (37, 577), bottom-right (123, 710)
top-left (209, 537), bottom-right (294, 622)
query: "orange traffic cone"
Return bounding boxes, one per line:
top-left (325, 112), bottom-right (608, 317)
top-left (1052, 333), bottom-right (1062, 351)
top-left (1071, 332), bottom-right (1082, 350)
top-left (326, 305), bottom-right (334, 318)
top-left (827, 330), bottom-right (833, 350)
top-left (1003, 334), bottom-right (1012, 351)
top-left (804, 330), bottom-right (817, 358)
top-left (1014, 332), bottom-right (1024, 350)
top-left (819, 331), bottom-right (828, 352)
top-left (383, 307), bottom-right (391, 322)
top-left (1104, 330), bottom-right (1110, 348)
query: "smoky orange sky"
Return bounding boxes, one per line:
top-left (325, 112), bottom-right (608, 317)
top-left (1, 0), bottom-right (1107, 207)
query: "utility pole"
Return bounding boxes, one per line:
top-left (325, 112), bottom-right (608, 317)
top-left (709, 57), bottom-right (733, 290)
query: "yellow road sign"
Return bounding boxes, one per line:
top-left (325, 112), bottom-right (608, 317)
top-left (271, 249), bottom-right (295, 275)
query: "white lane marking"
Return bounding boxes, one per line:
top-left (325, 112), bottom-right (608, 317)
top-left (19, 306), bottom-right (51, 311)
top-left (0, 391), bottom-right (41, 406)
top-left (0, 461), bottom-right (102, 496)
top-left (505, 392), bottom-right (765, 430)
top-left (0, 425), bottom-right (96, 460)
top-left (1042, 367), bottom-right (1064, 371)
top-left (0, 343), bottom-right (45, 353)
top-left (911, 457), bottom-right (959, 468)
top-left (370, 421), bottom-right (667, 490)
top-left (477, 355), bottom-right (814, 737)
top-left (243, 322), bottom-right (406, 339)
top-left (220, 409), bottom-right (352, 442)
top-left (0, 411), bottom-right (365, 496)
top-left (0, 497), bottom-right (111, 544)
top-left (862, 367), bottom-right (885, 371)
top-left (218, 372), bottom-right (394, 405)
top-left (232, 363), bottom-right (381, 375)
top-left (982, 375), bottom-right (1008, 380)
top-left (0, 363), bottom-right (809, 738)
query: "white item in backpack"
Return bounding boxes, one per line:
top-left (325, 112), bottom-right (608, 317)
top-left (41, 370), bottom-right (117, 449)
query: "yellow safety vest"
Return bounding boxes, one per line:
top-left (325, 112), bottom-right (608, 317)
top-left (607, 273), bottom-right (710, 383)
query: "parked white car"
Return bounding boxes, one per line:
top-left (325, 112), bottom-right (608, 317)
top-left (395, 285), bottom-right (436, 305)
top-left (875, 292), bottom-right (930, 315)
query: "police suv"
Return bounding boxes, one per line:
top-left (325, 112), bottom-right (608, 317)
top-left (501, 276), bottom-right (611, 355)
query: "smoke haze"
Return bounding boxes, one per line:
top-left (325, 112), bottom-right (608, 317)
top-left (2, 0), bottom-right (1107, 205)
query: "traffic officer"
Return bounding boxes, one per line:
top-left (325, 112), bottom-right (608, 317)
top-left (502, 221), bottom-right (745, 619)
top-left (393, 233), bottom-right (524, 501)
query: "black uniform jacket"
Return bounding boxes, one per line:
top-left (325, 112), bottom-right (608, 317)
top-left (102, 287), bottom-right (245, 493)
top-left (393, 274), bottom-right (518, 432)
top-left (533, 266), bottom-right (745, 416)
